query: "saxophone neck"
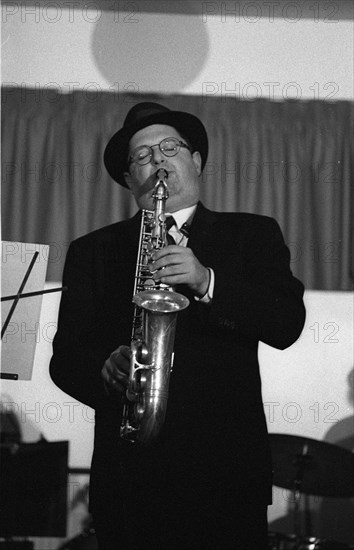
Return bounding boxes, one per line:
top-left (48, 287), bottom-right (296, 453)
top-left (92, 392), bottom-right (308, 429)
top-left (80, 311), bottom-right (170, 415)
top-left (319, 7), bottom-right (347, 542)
top-left (151, 169), bottom-right (169, 244)
top-left (152, 169), bottom-right (169, 203)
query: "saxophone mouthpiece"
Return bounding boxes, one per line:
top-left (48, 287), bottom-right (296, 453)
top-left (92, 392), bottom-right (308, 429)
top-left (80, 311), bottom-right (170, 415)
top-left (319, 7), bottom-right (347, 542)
top-left (156, 168), bottom-right (168, 180)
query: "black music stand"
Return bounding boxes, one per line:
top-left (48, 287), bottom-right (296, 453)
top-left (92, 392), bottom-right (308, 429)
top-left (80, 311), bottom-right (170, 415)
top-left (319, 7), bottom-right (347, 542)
top-left (1, 242), bottom-right (66, 380)
top-left (0, 440), bottom-right (68, 546)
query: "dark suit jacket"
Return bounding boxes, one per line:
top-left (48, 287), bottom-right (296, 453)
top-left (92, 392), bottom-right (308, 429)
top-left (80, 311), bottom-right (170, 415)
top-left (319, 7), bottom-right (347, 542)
top-left (50, 202), bottom-right (305, 520)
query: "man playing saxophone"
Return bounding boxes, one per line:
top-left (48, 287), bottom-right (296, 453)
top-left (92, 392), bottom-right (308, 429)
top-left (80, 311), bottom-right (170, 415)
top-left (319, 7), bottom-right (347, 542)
top-left (50, 102), bottom-right (306, 549)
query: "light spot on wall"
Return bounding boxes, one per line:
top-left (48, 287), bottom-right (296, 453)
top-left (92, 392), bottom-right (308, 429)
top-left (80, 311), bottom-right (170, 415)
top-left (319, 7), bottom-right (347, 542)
top-left (91, 12), bottom-right (209, 93)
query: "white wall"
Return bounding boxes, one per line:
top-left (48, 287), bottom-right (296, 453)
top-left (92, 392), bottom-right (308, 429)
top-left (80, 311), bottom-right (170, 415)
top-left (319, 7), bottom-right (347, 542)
top-left (259, 291), bottom-right (354, 535)
top-left (1, 1), bottom-right (353, 99)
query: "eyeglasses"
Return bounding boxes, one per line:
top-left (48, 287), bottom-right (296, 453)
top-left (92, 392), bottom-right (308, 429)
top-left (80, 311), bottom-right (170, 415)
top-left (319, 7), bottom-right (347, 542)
top-left (128, 137), bottom-right (191, 166)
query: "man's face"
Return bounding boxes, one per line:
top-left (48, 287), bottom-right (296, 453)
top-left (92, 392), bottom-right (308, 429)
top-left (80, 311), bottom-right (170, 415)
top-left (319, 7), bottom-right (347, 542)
top-left (124, 124), bottom-right (202, 212)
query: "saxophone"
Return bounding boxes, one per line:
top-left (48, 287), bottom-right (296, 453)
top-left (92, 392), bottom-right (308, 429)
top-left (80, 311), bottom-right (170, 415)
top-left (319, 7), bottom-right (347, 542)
top-left (120, 168), bottom-right (190, 445)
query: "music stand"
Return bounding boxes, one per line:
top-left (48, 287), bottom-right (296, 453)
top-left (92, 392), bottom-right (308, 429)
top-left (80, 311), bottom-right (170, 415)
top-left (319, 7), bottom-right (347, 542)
top-left (1, 241), bottom-right (66, 379)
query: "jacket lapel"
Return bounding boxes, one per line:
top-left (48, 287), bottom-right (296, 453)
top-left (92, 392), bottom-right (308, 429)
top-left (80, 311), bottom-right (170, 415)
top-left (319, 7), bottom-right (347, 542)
top-left (188, 202), bottom-right (218, 266)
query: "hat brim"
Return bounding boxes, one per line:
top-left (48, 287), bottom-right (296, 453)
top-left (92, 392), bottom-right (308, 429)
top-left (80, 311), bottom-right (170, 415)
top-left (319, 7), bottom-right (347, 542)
top-left (104, 110), bottom-right (208, 187)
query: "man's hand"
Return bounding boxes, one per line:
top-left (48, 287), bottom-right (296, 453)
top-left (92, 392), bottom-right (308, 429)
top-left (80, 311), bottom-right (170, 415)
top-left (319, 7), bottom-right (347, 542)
top-left (149, 245), bottom-right (210, 297)
top-left (102, 345), bottom-right (130, 394)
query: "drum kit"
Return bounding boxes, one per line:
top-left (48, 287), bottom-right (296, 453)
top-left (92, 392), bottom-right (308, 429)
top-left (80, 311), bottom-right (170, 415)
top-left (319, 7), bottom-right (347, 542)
top-left (268, 434), bottom-right (354, 550)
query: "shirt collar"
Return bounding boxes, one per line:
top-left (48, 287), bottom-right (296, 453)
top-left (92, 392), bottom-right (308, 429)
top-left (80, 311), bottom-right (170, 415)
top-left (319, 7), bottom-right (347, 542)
top-left (166, 204), bottom-right (197, 231)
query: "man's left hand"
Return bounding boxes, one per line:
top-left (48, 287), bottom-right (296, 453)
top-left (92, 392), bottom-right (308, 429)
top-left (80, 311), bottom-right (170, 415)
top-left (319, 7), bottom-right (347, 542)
top-left (149, 245), bottom-right (210, 297)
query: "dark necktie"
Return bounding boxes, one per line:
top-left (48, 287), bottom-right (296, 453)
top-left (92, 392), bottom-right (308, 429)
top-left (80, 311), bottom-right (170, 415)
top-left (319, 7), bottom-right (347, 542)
top-left (166, 216), bottom-right (176, 245)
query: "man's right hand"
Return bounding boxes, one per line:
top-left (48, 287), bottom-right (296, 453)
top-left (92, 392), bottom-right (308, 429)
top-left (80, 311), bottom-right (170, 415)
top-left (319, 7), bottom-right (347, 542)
top-left (102, 345), bottom-right (130, 394)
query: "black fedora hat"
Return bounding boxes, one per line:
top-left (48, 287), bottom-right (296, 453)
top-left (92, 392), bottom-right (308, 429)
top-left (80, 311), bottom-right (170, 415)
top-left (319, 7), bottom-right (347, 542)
top-left (103, 102), bottom-right (208, 187)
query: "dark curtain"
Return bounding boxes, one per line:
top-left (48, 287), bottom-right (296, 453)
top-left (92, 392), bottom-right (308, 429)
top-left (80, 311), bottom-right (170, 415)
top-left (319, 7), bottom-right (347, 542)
top-left (1, 87), bottom-right (353, 288)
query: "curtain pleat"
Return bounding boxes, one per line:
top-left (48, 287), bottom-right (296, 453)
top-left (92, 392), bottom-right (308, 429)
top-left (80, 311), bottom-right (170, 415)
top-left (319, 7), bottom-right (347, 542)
top-left (1, 88), bottom-right (353, 288)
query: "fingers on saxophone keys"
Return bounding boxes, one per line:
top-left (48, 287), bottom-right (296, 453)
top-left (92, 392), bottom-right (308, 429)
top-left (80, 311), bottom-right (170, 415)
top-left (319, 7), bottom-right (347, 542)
top-left (112, 368), bottom-right (128, 388)
top-left (149, 257), bottom-right (168, 274)
top-left (150, 267), bottom-right (164, 281)
top-left (103, 357), bottom-right (128, 393)
top-left (102, 369), bottom-right (122, 394)
top-left (110, 379), bottom-right (123, 392)
top-left (108, 374), bottom-right (126, 393)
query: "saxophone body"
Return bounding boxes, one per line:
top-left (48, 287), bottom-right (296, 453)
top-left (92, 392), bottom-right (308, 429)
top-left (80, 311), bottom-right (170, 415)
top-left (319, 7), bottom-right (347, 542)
top-left (120, 169), bottom-right (189, 445)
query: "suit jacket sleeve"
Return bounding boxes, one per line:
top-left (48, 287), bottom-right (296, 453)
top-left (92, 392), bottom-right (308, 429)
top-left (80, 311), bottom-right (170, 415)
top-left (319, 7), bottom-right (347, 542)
top-left (208, 215), bottom-right (306, 349)
top-left (49, 237), bottom-right (119, 410)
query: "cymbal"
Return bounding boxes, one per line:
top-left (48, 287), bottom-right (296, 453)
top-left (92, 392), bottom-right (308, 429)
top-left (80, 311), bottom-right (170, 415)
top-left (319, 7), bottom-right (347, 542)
top-left (269, 433), bottom-right (354, 497)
